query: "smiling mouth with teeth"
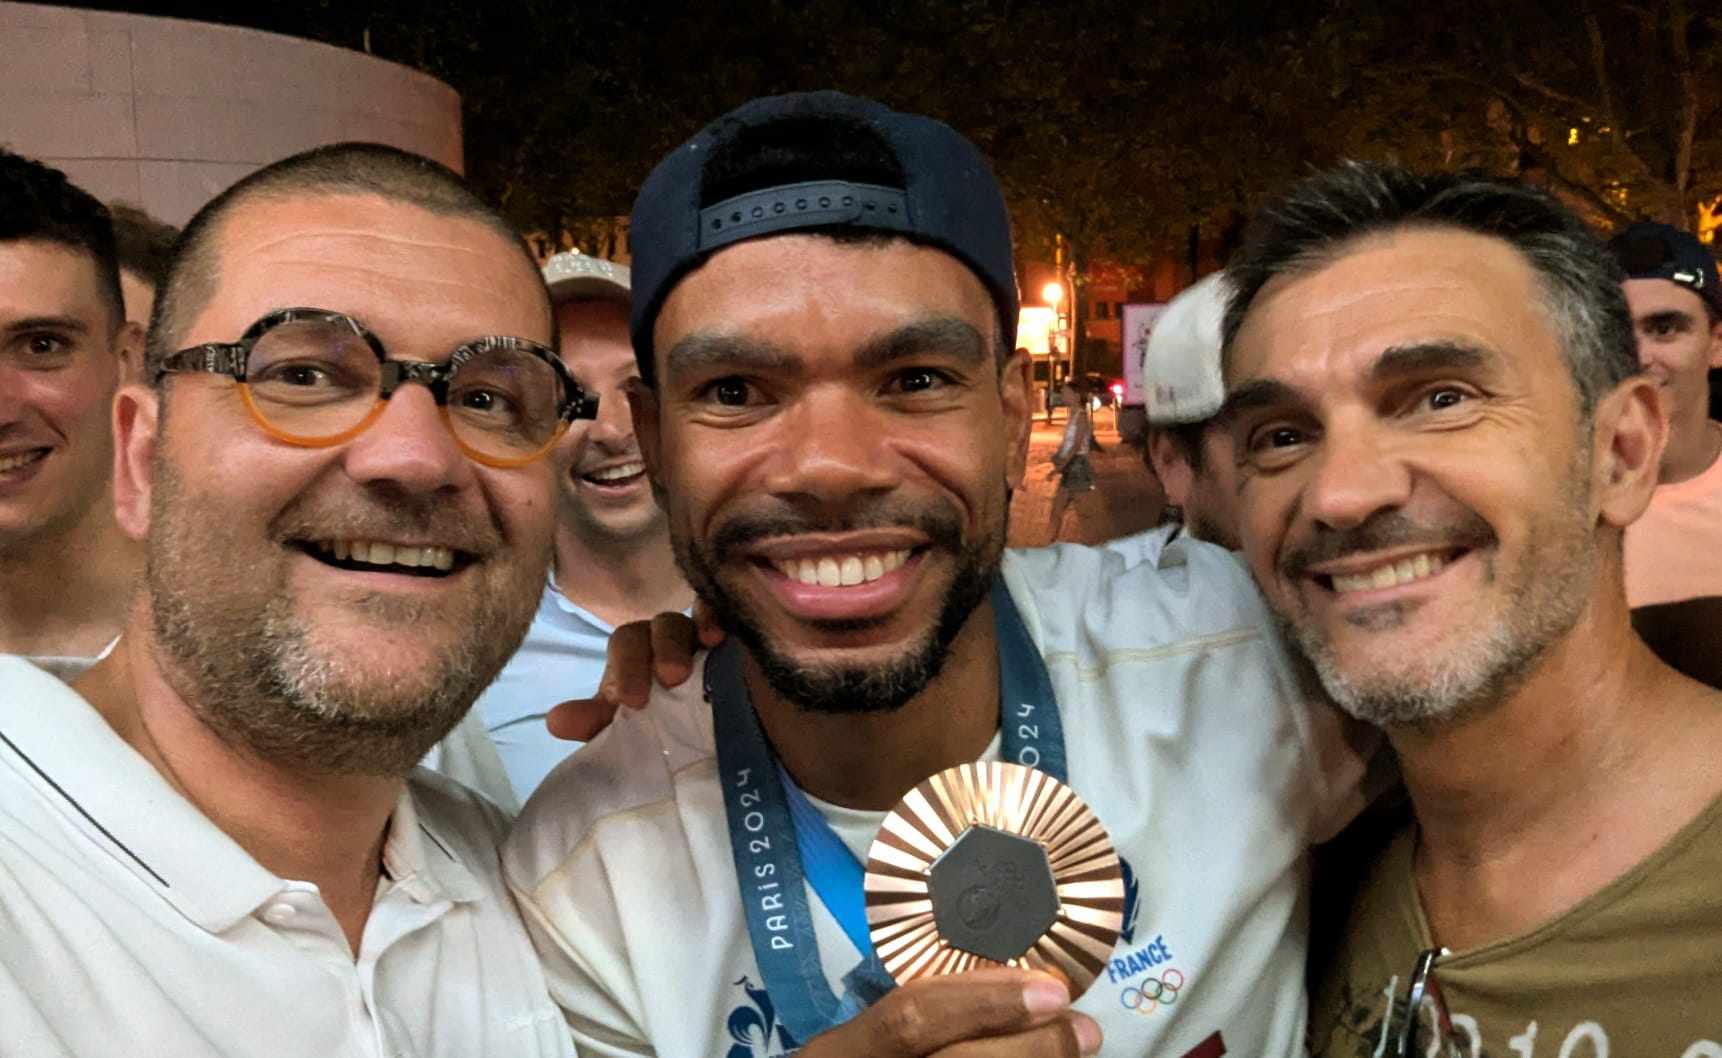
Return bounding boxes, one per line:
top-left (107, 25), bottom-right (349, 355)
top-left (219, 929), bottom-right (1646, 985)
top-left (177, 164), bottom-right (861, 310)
top-left (580, 460), bottom-right (646, 486)
top-left (0, 449), bottom-right (49, 475)
top-left (1319, 550), bottom-right (1461, 595)
top-left (770, 549), bottom-right (912, 588)
top-left (304, 539), bottom-right (464, 577)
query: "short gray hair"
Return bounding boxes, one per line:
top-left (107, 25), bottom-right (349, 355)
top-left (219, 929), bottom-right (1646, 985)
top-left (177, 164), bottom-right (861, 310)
top-left (1223, 161), bottom-right (1637, 414)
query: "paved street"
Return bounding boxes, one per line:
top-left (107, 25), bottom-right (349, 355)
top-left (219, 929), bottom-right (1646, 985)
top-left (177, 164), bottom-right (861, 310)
top-left (1005, 407), bottom-right (1167, 549)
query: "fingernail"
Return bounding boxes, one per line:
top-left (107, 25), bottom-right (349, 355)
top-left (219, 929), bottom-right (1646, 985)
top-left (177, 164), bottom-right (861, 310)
top-left (1073, 1014), bottom-right (1102, 1055)
top-left (1022, 978), bottom-right (1069, 1017)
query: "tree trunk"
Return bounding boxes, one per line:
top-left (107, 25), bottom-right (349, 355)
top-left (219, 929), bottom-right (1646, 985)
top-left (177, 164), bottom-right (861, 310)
top-left (1069, 238), bottom-right (1094, 378)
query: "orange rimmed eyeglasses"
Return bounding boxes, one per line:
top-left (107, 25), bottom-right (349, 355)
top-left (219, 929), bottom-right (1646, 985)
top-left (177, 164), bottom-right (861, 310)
top-left (155, 307), bottom-right (598, 469)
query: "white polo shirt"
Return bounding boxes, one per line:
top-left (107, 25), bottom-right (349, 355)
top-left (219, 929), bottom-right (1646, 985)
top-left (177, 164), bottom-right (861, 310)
top-left (0, 656), bottom-right (574, 1058)
top-left (505, 537), bottom-right (1371, 1058)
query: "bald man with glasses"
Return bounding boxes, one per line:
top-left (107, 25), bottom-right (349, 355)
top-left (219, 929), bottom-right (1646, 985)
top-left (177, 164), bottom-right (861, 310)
top-left (0, 143), bottom-right (583, 1058)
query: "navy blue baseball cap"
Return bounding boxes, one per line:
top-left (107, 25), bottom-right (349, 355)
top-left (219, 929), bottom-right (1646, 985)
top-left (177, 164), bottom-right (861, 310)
top-left (1609, 222), bottom-right (1722, 318)
top-left (627, 90), bottom-right (1017, 382)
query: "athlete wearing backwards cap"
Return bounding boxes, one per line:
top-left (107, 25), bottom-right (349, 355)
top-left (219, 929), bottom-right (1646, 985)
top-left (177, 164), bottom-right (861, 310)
top-left (504, 91), bottom-right (1373, 1058)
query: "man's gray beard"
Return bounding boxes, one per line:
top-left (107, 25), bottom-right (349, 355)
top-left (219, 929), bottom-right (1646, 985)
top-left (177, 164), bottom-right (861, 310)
top-left (1285, 477), bottom-right (1597, 730)
top-left (146, 465), bottom-right (538, 778)
top-left (674, 504), bottom-right (1004, 716)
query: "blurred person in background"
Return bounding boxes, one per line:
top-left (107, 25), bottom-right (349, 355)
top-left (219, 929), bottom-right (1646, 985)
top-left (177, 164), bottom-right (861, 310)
top-left (1610, 223), bottom-right (1722, 687)
top-left (108, 202), bottom-right (178, 332)
top-left (0, 150), bottom-right (142, 678)
top-left (462, 252), bottom-right (692, 802)
top-left (1141, 272), bottom-right (1242, 551)
top-left (1046, 376), bottom-right (1098, 541)
top-left (1610, 223), bottom-right (1722, 603)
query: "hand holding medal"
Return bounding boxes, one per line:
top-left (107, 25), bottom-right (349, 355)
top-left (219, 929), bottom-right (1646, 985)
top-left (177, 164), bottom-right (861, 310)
top-left (863, 761), bottom-right (1125, 996)
top-left (711, 583), bottom-right (1119, 1050)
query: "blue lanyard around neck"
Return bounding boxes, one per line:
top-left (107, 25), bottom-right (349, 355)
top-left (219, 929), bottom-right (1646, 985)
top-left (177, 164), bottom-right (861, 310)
top-left (708, 577), bottom-right (1066, 1044)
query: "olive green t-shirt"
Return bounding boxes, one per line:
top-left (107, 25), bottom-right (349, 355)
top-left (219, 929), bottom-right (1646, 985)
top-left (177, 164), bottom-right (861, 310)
top-left (1309, 791), bottom-right (1722, 1057)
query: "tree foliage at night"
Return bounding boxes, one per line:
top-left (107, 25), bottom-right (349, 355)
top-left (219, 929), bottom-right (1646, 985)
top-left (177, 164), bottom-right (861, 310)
top-left (65, 0), bottom-right (1722, 259)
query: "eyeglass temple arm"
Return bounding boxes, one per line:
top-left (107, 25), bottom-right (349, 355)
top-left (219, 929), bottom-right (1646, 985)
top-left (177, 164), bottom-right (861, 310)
top-left (156, 343), bottom-right (248, 382)
top-left (569, 391), bottom-right (599, 420)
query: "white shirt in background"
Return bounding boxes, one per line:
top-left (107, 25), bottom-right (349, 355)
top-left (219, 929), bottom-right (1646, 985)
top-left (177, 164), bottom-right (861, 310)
top-left (505, 538), bottom-right (1372, 1058)
top-left (0, 656), bottom-right (573, 1058)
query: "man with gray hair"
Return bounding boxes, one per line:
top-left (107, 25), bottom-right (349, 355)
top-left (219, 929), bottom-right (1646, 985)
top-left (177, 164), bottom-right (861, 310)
top-left (0, 142), bottom-right (585, 1056)
top-left (1216, 162), bottom-right (1722, 1055)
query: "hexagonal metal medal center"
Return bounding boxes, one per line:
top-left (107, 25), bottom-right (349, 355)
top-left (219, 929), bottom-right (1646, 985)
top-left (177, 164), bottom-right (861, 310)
top-left (927, 824), bottom-right (1059, 962)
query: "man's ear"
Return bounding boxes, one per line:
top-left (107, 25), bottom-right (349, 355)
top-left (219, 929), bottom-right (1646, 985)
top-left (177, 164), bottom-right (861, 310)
top-left (626, 378), bottom-right (665, 485)
top-left (112, 383), bottom-right (160, 541)
top-left (114, 322), bottom-right (147, 385)
top-left (1707, 317), bottom-right (1722, 369)
top-left (1147, 428), bottom-right (1196, 507)
top-left (1591, 374), bottom-right (1666, 529)
top-left (1000, 347), bottom-right (1032, 490)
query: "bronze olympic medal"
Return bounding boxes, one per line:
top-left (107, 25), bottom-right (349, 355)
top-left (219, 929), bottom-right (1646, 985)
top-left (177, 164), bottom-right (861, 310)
top-left (861, 761), bottom-right (1124, 996)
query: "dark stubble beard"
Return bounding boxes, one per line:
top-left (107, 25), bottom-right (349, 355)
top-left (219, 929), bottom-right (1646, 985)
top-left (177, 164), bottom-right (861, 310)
top-left (675, 498), bottom-right (1005, 715)
top-left (146, 457), bottom-right (543, 777)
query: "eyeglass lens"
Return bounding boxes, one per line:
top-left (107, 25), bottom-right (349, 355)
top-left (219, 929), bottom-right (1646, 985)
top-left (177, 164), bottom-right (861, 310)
top-left (244, 317), bottom-right (565, 461)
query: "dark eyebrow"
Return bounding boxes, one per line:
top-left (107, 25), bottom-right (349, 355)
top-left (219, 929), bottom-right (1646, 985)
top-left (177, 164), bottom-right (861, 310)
top-left (1369, 340), bottom-right (1495, 382)
top-left (661, 317), bottom-right (989, 384)
top-left (1639, 309), bottom-right (1697, 329)
top-left (853, 317), bottom-right (989, 372)
top-left (661, 333), bottom-right (801, 384)
top-left (4, 315), bottom-right (90, 336)
top-left (1216, 378), bottom-right (1305, 425)
top-left (1217, 340), bottom-right (1496, 424)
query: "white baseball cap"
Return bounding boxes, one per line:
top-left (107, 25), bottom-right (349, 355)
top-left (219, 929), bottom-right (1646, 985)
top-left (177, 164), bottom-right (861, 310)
top-left (1143, 272), bottom-right (1230, 425)
top-left (541, 251), bottom-right (631, 303)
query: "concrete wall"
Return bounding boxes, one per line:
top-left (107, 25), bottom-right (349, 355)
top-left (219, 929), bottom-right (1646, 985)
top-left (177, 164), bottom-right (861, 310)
top-left (0, 2), bottom-right (462, 226)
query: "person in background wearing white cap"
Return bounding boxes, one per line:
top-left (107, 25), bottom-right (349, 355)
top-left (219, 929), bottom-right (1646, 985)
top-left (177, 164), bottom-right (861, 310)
top-left (465, 252), bottom-right (692, 803)
top-left (1141, 273), bottom-right (1242, 550)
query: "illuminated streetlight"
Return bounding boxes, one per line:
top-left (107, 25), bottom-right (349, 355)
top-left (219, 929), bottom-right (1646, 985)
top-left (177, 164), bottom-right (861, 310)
top-left (1041, 281), bottom-right (1064, 306)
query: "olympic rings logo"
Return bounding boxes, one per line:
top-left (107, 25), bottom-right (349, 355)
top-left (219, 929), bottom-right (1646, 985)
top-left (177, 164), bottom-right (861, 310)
top-left (1119, 969), bottom-right (1185, 1015)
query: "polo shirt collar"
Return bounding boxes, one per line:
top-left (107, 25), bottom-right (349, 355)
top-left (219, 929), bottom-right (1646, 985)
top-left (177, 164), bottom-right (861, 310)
top-left (0, 657), bottom-right (479, 933)
top-left (381, 780), bottom-right (484, 905)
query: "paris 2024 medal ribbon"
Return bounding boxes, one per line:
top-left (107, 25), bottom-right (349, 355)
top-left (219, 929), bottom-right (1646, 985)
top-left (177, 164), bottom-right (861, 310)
top-left (861, 761), bottom-right (1124, 995)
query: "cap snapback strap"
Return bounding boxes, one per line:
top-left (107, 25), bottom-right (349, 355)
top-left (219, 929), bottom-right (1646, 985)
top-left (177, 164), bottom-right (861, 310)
top-left (697, 180), bottom-right (912, 252)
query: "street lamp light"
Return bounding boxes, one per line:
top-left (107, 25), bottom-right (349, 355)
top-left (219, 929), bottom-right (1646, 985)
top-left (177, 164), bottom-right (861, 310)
top-left (1041, 281), bottom-right (1064, 306)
